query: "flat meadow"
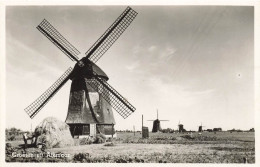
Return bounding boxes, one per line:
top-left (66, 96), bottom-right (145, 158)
top-left (6, 131), bottom-right (255, 163)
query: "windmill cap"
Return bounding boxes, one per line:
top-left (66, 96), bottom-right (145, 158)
top-left (92, 62), bottom-right (109, 81)
top-left (70, 60), bottom-right (109, 81)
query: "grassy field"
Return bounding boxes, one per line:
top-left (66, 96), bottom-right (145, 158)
top-left (6, 131), bottom-right (255, 163)
top-left (117, 131), bottom-right (255, 142)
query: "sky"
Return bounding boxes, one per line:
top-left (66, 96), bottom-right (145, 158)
top-left (5, 6), bottom-right (254, 131)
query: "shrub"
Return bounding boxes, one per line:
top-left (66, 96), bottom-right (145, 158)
top-left (5, 143), bottom-right (16, 156)
top-left (79, 137), bottom-right (93, 145)
top-left (94, 136), bottom-right (105, 144)
top-left (6, 128), bottom-right (25, 141)
top-left (97, 133), bottom-right (106, 140)
top-left (106, 137), bottom-right (113, 142)
top-left (104, 142), bottom-right (115, 147)
top-left (93, 134), bottom-right (106, 144)
top-left (73, 153), bottom-right (90, 162)
top-left (181, 135), bottom-right (195, 140)
top-left (8, 135), bottom-right (16, 141)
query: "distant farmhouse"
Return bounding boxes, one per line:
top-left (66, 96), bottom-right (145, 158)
top-left (213, 128), bottom-right (222, 132)
top-left (249, 128), bottom-right (254, 132)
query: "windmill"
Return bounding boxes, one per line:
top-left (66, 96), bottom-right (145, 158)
top-left (147, 109), bottom-right (169, 132)
top-left (178, 120), bottom-right (184, 133)
top-left (198, 122), bottom-right (205, 132)
top-left (24, 7), bottom-right (138, 138)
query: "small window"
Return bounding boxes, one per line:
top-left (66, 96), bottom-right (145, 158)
top-left (82, 125), bottom-right (90, 135)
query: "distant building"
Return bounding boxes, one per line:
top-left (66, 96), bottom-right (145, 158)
top-left (161, 128), bottom-right (174, 133)
top-left (206, 129), bottom-right (213, 132)
top-left (213, 128), bottom-right (222, 132)
top-left (178, 124), bottom-right (184, 133)
top-left (227, 128), bottom-right (236, 132)
top-left (227, 129), bottom-right (244, 132)
top-left (142, 127), bottom-right (149, 138)
top-left (198, 126), bottom-right (203, 132)
top-left (151, 120), bottom-right (162, 132)
top-left (249, 128), bottom-right (254, 132)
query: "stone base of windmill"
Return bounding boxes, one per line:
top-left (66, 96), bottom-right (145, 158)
top-left (34, 117), bottom-right (74, 149)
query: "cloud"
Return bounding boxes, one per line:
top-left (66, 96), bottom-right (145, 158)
top-left (146, 76), bottom-right (215, 108)
top-left (147, 45), bottom-right (177, 60)
top-left (126, 61), bottom-right (140, 71)
top-left (128, 44), bottom-right (179, 81)
top-left (132, 44), bottom-right (142, 57)
top-left (6, 36), bottom-right (67, 84)
top-left (148, 45), bottom-right (157, 52)
top-left (159, 46), bottom-right (177, 60)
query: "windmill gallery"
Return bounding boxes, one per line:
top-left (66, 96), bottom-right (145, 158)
top-left (25, 7), bottom-right (137, 138)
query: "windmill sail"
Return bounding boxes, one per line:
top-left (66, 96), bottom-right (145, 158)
top-left (85, 77), bottom-right (136, 119)
top-left (85, 7), bottom-right (138, 63)
top-left (25, 67), bottom-right (73, 118)
top-left (37, 19), bottom-right (80, 61)
top-left (26, 7), bottom-right (137, 124)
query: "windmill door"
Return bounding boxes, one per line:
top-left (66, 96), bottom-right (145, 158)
top-left (90, 124), bottom-right (96, 137)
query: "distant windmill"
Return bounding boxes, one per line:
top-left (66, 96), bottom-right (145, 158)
top-left (178, 120), bottom-right (184, 133)
top-left (198, 122), bottom-right (205, 132)
top-left (147, 109), bottom-right (169, 132)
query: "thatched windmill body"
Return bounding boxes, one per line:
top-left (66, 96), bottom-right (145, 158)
top-left (25, 7), bottom-right (137, 138)
top-left (147, 110), bottom-right (169, 132)
top-left (198, 122), bottom-right (205, 132)
top-left (178, 121), bottom-right (184, 133)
